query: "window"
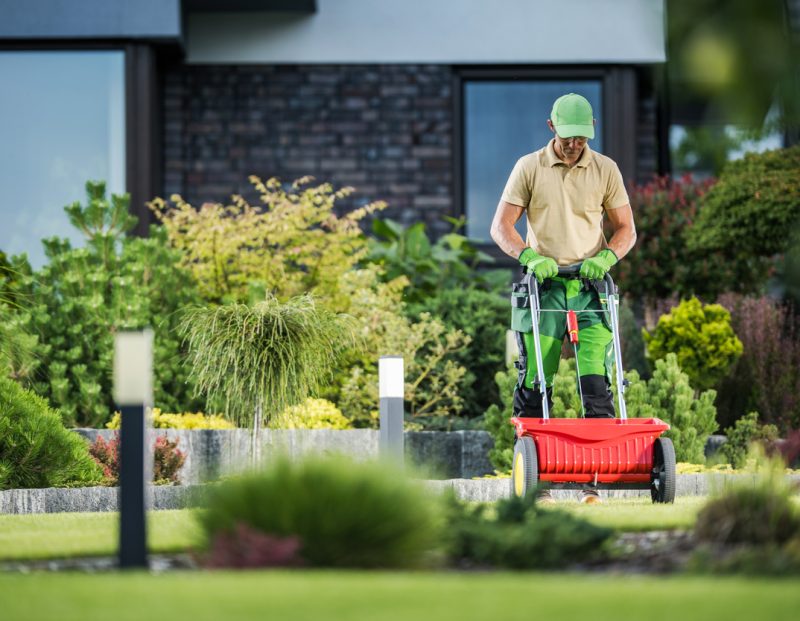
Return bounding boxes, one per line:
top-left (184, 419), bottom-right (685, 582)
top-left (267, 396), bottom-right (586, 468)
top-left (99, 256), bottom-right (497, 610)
top-left (0, 51), bottom-right (125, 267)
top-left (463, 80), bottom-right (603, 241)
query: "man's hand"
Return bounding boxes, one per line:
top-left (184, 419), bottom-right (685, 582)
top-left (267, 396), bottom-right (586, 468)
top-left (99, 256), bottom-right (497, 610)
top-left (519, 248), bottom-right (558, 283)
top-left (579, 249), bottom-right (618, 280)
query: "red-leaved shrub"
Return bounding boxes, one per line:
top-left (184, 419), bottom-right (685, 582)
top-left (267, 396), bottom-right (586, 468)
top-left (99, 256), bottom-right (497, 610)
top-left (203, 523), bottom-right (305, 569)
top-left (88, 433), bottom-right (185, 485)
top-left (716, 294), bottom-right (800, 432)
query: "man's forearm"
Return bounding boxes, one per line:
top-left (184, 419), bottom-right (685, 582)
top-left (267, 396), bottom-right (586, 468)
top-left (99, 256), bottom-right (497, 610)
top-left (606, 225), bottom-right (637, 261)
top-left (490, 202), bottom-right (528, 259)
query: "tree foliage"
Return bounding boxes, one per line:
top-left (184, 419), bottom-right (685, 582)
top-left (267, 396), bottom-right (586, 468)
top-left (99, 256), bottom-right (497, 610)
top-left (687, 146), bottom-right (800, 264)
top-left (5, 182), bottom-right (203, 426)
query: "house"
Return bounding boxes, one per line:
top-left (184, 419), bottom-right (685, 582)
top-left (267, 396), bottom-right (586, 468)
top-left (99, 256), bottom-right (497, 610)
top-left (1, 0), bottom-right (668, 266)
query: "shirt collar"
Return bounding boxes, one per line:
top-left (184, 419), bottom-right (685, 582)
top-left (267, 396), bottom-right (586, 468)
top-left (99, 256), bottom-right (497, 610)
top-left (544, 139), bottom-right (594, 168)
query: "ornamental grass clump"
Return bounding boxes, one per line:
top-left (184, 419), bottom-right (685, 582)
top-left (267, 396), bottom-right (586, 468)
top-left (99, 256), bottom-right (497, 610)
top-left (181, 295), bottom-right (358, 462)
top-left (199, 456), bottom-right (443, 568)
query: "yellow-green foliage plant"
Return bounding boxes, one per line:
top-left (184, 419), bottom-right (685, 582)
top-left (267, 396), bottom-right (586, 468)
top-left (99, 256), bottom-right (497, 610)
top-left (150, 176), bottom-right (386, 308)
top-left (643, 297), bottom-right (743, 391)
top-left (107, 408), bottom-right (235, 430)
top-left (270, 398), bottom-right (352, 430)
top-left (152, 177), bottom-right (471, 429)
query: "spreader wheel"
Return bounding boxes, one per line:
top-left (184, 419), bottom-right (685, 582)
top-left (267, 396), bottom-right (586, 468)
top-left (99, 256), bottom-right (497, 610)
top-left (651, 437), bottom-right (676, 504)
top-left (511, 435), bottom-right (538, 498)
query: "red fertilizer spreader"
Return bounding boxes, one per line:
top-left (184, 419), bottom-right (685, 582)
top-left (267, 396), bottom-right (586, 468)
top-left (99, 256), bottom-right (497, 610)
top-left (510, 267), bottom-right (676, 503)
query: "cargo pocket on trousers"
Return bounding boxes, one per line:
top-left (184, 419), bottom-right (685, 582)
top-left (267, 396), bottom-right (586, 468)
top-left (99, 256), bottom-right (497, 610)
top-left (510, 282), bottom-right (533, 333)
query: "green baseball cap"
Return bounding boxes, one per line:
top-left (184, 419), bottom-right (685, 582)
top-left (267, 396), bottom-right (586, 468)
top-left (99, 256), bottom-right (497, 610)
top-left (550, 93), bottom-right (595, 139)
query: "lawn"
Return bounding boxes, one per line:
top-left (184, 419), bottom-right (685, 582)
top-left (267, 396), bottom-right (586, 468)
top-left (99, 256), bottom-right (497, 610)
top-left (0, 498), bottom-right (705, 562)
top-left (0, 571), bottom-right (798, 621)
top-left (0, 510), bottom-right (202, 561)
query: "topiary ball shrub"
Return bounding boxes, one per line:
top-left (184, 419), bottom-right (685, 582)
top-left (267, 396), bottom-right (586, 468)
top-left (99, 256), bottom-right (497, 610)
top-left (0, 376), bottom-right (102, 489)
top-left (199, 456), bottom-right (443, 568)
top-left (643, 297), bottom-right (743, 391)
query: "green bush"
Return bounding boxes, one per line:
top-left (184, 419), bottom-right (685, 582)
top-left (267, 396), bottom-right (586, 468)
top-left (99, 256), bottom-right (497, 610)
top-left (6, 182), bottom-right (203, 426)
top-left (643, 297), bottom-right (743, 391)
top-left (410, 286), bottom-right (508, 419)
top-left (721, 412), bottom-right (779, 469)
top-left (695, 453), bottom-right (800, 547)
top-left (0, 376), bottom-right (102, 489)
top-left (621, 354), bottom-right (719, 463)
top-left (445, 493), bottom-right (613, 569)
top-left (687, 146), bottom-right (800, 265)
top-left (199, 456), bottom-right (443, 568)
top-left (612, 175), bottom-right (764, 301)
top-left (483, 359), bottom-right (580, 471)
top-left (367, 217), bottom-right (503, 305)
top-left (482, 366), bottom-right (517, 471)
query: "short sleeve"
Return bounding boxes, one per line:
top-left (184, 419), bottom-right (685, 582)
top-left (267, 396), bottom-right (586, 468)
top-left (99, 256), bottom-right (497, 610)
top-left (501, 157), bottom-right (532, 207)
top-left (602, 163), bottom-right (630, 210)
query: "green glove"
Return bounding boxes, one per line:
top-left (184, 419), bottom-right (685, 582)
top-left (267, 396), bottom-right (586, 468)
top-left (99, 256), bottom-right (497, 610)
top-left (519, 247), bottom-right (558, 283)
top-left (579, 249), bottom-right (619, 280)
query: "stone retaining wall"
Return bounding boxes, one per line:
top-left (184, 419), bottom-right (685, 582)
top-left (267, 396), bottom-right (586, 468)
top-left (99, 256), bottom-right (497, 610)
top-left (72, 428), bottom-right (495, 484)
top-left (5, 474), bottom-right (799, 514)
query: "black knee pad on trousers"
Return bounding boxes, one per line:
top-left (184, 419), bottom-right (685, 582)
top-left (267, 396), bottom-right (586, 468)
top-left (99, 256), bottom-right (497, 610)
top-left (513, 386), bottom-right (553, 418)
top-left (580, 374), bottom-right (615, 418)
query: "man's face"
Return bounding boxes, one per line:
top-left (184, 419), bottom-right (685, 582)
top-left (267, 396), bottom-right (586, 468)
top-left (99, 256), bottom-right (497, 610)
top-left (554, 134), bottom-right (588, 159)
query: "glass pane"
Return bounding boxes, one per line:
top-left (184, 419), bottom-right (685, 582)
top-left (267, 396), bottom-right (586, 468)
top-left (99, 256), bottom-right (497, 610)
top-left (464, 80), bottom-right (603, 242)
top-left (0, 51), bottom-right (126, 268)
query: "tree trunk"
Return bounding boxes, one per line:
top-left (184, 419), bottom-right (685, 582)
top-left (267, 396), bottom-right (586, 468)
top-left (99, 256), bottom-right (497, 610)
top-left (251, 400), bottom-right (263, 468)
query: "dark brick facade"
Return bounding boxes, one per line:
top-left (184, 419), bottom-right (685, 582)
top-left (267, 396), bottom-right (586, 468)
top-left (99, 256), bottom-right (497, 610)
top-left (163, 64), bottom-right (454, 234)
top-left (162, 64), bottom-right (659, 238)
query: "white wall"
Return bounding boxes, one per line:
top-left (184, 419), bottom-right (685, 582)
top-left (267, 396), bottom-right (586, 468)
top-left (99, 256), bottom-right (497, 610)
top-left (187, 0), bottom-right (665, 64)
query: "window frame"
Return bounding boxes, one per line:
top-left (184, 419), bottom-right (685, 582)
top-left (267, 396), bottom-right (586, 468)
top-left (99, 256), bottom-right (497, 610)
top-left (0, 40), bottom-right (161, 237)
top-left (452, 65), bottom-right (637, 263)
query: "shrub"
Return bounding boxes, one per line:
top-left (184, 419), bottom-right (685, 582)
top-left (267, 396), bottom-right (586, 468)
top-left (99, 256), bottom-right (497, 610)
top-left (367, 217), bottom-right (504, 305)
top-left (721, 411), bottom-right (779, 469)
top-left (622, 354), bottom-right (718, 463)
top-left (107, 408), bottom-right (235, 430)
top-left (445, 493), bottom-right (613, 569)
top-left (482, 366), bottom-right (517, 471)
top-left (0, 376), bottom-right (102, 490)
top-left (687, 145), bottom-right (800, 265)
top-left (153, 436), bottom-right (186, 484)
top-left (409, 286), bottom-right (507, 419)
top-left (181, 295), bottom-right (358, 429)
top-left (153, 178), bottom-right (471, 432)
top-left (88, 433), bottom-right (186, 485)
top-left (5, 182), bottom-right (203, 426)
top-left (611, 175), bottom-right (764, 302)
top-left (199, 456), bottom-right (443, 568)
top-left (270, 398), bottom-right (352, 430)
top-left (204, 525), bottom-right (304, 569)
top-left (150, 176), bottom-right (386, 308)
top-left (643, 297), bottom-right (743, 391)
top-left (694, 452), bottom-right (800, 547)
top-left (483, 359), bottom-right (581, 472)
top-left (716, 294), bottom-right (800, 431)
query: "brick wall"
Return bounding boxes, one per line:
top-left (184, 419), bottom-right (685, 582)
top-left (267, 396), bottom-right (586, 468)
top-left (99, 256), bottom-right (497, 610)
top-left (163, 64), bottom-right (454, 234)
top-left (162, 64), bottom-right (659, 237)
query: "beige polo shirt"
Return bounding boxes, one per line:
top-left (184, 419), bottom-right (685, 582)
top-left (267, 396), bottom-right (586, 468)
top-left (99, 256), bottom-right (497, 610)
top-left (501, 140), bottom-right (629, 265)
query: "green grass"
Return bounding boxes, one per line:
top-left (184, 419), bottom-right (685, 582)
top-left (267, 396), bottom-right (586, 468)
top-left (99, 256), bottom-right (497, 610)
top-left (0, 572), bottom-right (798, 621)
top-left (552, 496), bottom-right (705, 532)
top-left (0, 498), bottom-right (705, 562)
top-left (0, 510), bottom-right (202, 561)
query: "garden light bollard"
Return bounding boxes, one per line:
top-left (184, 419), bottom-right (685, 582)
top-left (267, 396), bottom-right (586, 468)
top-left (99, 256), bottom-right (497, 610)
top-left (113, 329), bottom-right (154, 570)
top-left (379, 355), bottom-right (404, 465)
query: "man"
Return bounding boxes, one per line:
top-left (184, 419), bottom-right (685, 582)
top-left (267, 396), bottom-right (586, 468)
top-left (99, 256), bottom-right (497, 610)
top-left (489, 93), bottom-right (637, 504)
